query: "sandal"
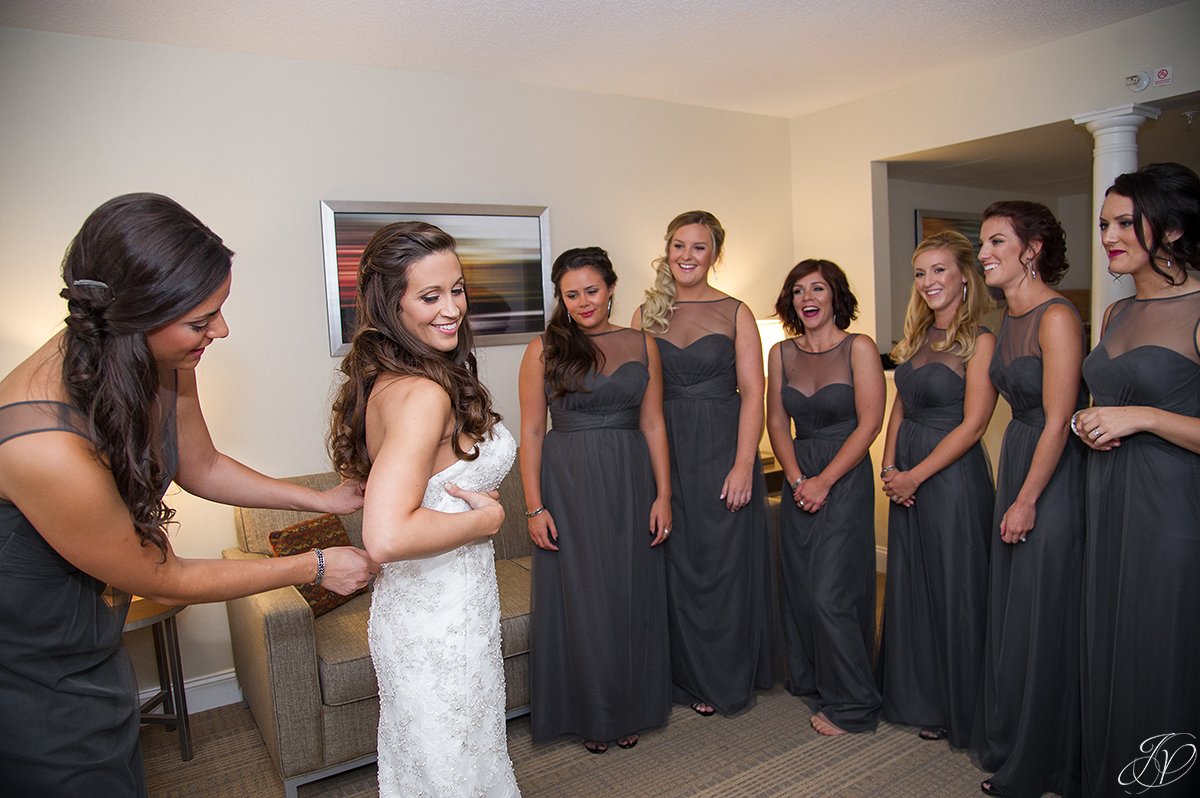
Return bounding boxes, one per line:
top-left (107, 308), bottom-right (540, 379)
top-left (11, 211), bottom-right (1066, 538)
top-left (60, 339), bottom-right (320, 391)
top-left (690, 702), bottom-right (716, 717)
top-left (616, 734), bottom-right (639, 749)
top-left (583, 740), bottom-right (608, 755)
top-left (918, 726), bottom-right (948, 741)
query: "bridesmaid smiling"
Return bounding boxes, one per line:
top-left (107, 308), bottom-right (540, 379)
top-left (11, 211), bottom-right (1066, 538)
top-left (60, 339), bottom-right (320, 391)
top-left (766, 259), bottom-right (885, 737)
top-left (878, 231), bottom-right (996, 749)
top-left (634, 211), bottom-right (773, 718)
top-left (969, 201), bottom-right (1086, 798)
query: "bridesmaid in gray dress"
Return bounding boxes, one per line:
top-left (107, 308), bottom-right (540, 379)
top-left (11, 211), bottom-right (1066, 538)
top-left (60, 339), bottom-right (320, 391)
top-left (878, 231), bottom-right (997, 748)
top-left (970, 201), bottom-right (1086, 798)
top-left (634, 211), bottom-right (774, 717)
top-left (520, 247), bottom-right (672, 754)
top-left (0, 194), bottom-right (376, 796)
top-left (765, 259), bottom-right (885, 736)
top-left (1075, 163), bottom-right (1200, 798)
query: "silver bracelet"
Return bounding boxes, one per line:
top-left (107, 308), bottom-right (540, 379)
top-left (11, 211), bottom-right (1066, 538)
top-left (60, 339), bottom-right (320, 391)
top-left (1070, 411), bottom-right (1082, 437)
top-left (880, 465), bottom-right (897, 476)
top-left (312, 548), bottom-right (325, 586)
top-left (525, 505), bottom-right (546, 518)
top-left (790, 476), bottom-right (804, 490)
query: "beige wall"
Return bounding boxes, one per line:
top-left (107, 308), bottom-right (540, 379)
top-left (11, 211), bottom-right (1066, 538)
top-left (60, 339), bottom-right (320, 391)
top-left (0, 27), bottom-right (793, 691)
top-left (793, 0), bottom-right (1200, 554)
top-left (2, 0), bottom-right (1197, 702)
top-left (791, 0), bottom-right (1200, 345)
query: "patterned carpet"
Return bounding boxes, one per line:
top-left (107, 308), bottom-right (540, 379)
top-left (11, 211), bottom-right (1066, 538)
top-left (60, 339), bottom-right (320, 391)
top-left (142, 690), bottom-right (990, 797)
top-left (141, 573), bottom-right (992, 796)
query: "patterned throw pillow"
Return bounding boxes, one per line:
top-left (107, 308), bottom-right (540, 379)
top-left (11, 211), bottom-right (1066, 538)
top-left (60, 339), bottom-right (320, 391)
top-left (267, 514), bottom-right (368, 617)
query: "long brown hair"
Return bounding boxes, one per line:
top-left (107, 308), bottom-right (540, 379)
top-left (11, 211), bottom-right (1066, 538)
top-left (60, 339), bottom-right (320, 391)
top-left (60, 193), bottom-right (233, 555)
top-left (891, 230), bottom-right (993, 364)
top-left (543, 247), bottom-right (618, 398)
top-left (329, 222), bottom-right (499, 480)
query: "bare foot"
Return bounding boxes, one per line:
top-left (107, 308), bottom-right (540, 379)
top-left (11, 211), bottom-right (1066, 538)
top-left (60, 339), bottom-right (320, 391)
top-left (810, 711), bottom-right (848, 737)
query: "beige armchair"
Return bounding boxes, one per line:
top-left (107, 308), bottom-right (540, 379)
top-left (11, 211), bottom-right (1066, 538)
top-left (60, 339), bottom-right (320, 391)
top-left (222, 467), bottom-right (533, 797)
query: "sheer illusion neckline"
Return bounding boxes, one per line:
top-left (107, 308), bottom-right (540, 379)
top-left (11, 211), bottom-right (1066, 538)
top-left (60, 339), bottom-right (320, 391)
top-left (1003, 295), bottom-right (1061, 319)
top-left (790, 334), bottom-right (850, 355)
top-left (585, 328), bottom-right (624, 338)
top-left (672, 296), bottom-right (730, 306)
top-left (1129, 288), bottom-right (1200, 303)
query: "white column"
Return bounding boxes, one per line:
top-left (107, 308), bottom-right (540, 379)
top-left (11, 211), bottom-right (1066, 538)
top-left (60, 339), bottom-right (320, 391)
top-left (1073, 104), bottom-right (1160, 345)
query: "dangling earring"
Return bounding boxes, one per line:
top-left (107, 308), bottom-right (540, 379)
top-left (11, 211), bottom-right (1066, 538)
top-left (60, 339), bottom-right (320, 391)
top-left (567, 312), bottom-right (574, 325)
top-left (1021, 256), bottom-right (1037, 280)
top-left (962, 283), bottom-right (968, 302)
top-left (607, 298), bottom-right (613, 317)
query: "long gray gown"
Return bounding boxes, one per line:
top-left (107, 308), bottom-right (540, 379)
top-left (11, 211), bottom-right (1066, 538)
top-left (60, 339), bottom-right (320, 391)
top-left (1081, 291), bottom-right (1200, 798)
top-left (777, 334), bottom-right (881, 732)
top-left (970, 297), bottom-right (1085, 797)
top-left (530, 328), bottom-right (671, 742)
top-left (0, 393), bottom-right (177, 798)
top-left (650, 298), bottom-right (774, 715)
top-left (879, 327), bottom-right (994, 748)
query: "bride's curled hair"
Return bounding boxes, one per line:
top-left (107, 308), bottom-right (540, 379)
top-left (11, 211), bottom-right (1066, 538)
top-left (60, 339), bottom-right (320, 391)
top-left (60, 193), bottom-right (234, 555)
top-left (329, 222), bottom-right (499, 481)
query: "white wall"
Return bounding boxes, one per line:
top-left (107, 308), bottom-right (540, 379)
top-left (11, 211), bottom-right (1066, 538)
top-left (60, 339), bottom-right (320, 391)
top-left (791, 0), bottom-right (1200, 345)
top-left (0, 27), bottom-right (793, 698)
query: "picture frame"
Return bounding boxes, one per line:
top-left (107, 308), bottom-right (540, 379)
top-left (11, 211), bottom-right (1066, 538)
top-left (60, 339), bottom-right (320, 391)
top-left (914, 209), bottom-right (982, 248)
top-left (321, 200), bottom-right (552, 356)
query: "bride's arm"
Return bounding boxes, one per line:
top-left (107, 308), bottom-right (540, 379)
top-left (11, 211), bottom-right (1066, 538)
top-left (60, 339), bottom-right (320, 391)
top-left (360, 378), bottom-right (504, 563)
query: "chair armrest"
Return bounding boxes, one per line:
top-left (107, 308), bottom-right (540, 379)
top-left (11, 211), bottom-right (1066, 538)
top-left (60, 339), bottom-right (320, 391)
top-left (222, 548), bottom-right (325, 778)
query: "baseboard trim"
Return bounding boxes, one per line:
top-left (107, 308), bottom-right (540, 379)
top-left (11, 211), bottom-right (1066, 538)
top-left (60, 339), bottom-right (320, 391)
top-left (140, 668), bottom-right (243, 714)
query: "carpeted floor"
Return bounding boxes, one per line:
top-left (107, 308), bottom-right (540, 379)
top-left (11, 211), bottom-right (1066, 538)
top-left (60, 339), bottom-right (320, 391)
top-left (141, 687), bottom-right (989, 797)
top-left (142, 573), bottom-right (991, 796)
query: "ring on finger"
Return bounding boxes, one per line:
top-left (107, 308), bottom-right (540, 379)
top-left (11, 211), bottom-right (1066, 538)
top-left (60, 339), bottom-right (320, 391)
top-left (1089, 427), bottom-right (1102, 439)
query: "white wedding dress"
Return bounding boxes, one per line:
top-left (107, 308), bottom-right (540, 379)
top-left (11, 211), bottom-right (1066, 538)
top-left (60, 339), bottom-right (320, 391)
top-left (368, 422), bottom-right (521, 797)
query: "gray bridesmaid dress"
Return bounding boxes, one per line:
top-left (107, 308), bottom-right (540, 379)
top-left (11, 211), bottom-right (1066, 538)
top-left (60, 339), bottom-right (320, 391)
top-left (879, 327), bottom-right (994, 747)
top-left (0, 394), bottom-right (177, 798)
top-left (777, 334), bottom-right (880, 732)
top-left (530, 328), bottom-right (671, 742)
top-left (1081, 292), bottom-right (1200, 798)
top-left (650, 298), bottom-right (774, 715)
top-left (970, 297), bottom-right (1085, 797)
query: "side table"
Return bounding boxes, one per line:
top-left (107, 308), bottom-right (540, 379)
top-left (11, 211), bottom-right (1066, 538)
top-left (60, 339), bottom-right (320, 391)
top-left (124, 596), bottom-right (192, 761)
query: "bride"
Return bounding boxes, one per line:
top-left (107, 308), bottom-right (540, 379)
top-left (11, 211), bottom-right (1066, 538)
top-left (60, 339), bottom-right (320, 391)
top-left (329, 221), bottom-right (521, 796)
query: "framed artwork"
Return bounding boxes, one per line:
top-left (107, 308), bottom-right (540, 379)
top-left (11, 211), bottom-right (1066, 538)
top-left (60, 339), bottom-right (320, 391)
top-left (915, 209), bottom-right (982, 248)
top-left (321, 200), bottom-right (552, 355)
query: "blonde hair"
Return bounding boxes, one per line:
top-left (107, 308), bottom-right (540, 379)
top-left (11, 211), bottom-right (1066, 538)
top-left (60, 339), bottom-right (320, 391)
top-left (640, 210), bottom-right (725, 333)
top-left (891, 230), bottom-right (994, 365)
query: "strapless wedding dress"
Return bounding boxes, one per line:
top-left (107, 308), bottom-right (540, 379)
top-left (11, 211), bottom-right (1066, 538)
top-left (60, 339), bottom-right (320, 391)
top-left (368, 422), bottom-right (521, 797)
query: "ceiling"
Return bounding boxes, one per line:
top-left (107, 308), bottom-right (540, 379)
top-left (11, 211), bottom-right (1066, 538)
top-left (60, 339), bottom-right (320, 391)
top-left (2, 1), bottom-right (1195, 193)
top-left (0, 0), bottom-right (1183, 119)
